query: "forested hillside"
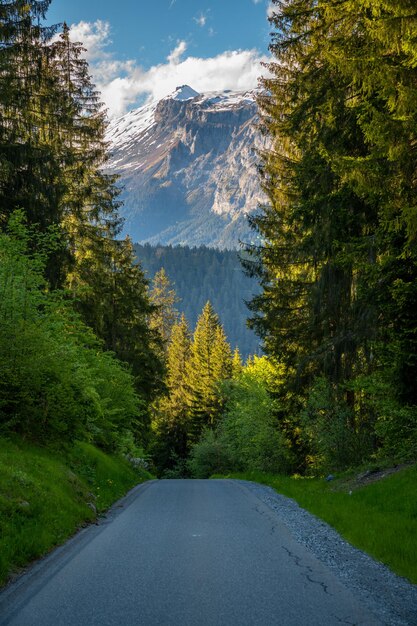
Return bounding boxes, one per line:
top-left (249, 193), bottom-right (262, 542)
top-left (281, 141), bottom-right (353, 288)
top-left (0, 0), bottom-right (164, 583)
top-left (134, 244), bottom-right (261, 359)
top-left (0, 4), bottom-right (164, 450)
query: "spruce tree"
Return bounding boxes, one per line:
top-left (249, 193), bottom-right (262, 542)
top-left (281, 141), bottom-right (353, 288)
top-left (149, 268), bottom-right (179, 356)
top-left (186, 302), bottom-right (233, 442)
top-left (0, 1), bottom-right (59, 227)
top-left (152, 314), bottom-right (192, 470)
top-left (232, 348), bottom-right (243, 378)
top-left (246, 0), bottom-right (379, 403)
top-left (314, 0), bottom-right (417, 405)
top-left (248, 0), bottom-right (417, 466)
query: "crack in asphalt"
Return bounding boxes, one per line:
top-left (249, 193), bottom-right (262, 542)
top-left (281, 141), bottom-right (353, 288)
top-left (281, 546), bottom-right (331, 596)
top-left (330, 614), bottom-right (359, 625)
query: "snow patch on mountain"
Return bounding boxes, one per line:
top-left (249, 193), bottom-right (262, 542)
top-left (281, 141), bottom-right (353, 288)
top-left (168, 85), bottom-right (200, 101)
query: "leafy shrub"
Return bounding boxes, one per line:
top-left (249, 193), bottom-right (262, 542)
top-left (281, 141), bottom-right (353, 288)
top-left (188, 357), bottom-right (295, 477)
top-left (301, 377), bottom-right (374, 473)
top-left (352, 373), bottom-right (417, 462)
top-left (0, 212), bottom-right (141, 449)
top-left (187, 430), bottom-right (233, 478)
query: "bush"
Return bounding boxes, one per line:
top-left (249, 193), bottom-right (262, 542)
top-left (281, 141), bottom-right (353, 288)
top-left (187, 430), bottom-right (233, 478)
top-left (0, 212), bottom-right (141, 449)
top-left (301, 377), bottom-right (374, 473)
top-left (188, 357), bottom-right (295, 477)
top-left (218, 357), bottom-right (295, 474)
top-left (352, 372), bottom-right (417, 462)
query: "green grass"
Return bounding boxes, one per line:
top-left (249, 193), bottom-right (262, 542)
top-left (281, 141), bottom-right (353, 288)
top-left (215, 466), bottom-right (417, 584)
top-left (0, 437), bottom-right (152, 586)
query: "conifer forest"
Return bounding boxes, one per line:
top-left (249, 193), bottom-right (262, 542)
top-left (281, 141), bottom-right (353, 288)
top-left (0, 0), bottom-right (416, 497)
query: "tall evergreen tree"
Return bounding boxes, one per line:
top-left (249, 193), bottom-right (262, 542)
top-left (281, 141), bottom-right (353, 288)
top-left (249, 0), bottom-right (374, 392)
top-left (0, 1), bottom-right (60, 229)
top-left (247, 0), bottom-right (417, 466)
top-left (149, 268), bottom-right (179, 356)
top-left (232, 348), bottom-right (243, 378)
top-left (75, 234), bottom-right (164, 419)
top-left (152, 314), bottom-right (192, 471)
top-left (313, 0), bottom-right (417, 405)
top-left (186, 302), bottom-right (233, 442)
top-left (0, 6), bottom-right (165, 442)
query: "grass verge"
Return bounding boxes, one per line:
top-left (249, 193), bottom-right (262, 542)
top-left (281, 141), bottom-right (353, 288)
top-left (0, 437), bottom-right (152, 586)
top-left (215, 466), bottom-right (417, 584)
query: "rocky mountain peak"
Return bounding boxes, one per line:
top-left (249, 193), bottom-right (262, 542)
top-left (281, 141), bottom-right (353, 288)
top-left (167, 85), bottom-right (200, 101)
top-left (106, 88), bottom-right (265, 249)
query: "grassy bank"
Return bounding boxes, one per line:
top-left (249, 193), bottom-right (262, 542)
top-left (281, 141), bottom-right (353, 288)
top-left (0, 437), bottom-right (152, 586)
top-left (216, 465), bottom-right (417, 584)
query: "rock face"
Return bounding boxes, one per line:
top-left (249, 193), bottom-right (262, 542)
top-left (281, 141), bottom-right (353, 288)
top-left (106, 86), bottom-right (265, 248)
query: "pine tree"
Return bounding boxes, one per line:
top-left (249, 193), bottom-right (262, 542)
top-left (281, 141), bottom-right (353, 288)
top-left (248, 0), bottom-right (417, 466)
top-left (0, 8), bottom-right (121, 287)
top-left (50, 23), bottom-right (123, 288)
top-left (186, 302), bottom-right (233, 442)
top-left (248, 0), bottom-right (377, 396)
top-left (75, 235), bottom-right (164, 417)
top-left (232, 348), bottom-right (243, 378)
top-left (149, 268), bottom-right (179, 356)
top-left (152, 314), bottom-right (192, 470)
top-left (0, 1), bottom-right (59, 228)
top-left (313, 0), bottom-right (417, 405)
top-left (212, 326), bottom-right (233, 383)
top-left (0, 4), bottom-right (167, 451)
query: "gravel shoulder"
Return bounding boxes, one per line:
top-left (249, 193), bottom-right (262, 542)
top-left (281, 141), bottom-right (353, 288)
top-left (235, 479), bottom-right (417, 626)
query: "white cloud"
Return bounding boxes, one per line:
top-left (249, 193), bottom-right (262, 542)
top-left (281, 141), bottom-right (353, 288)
top-left (267, 2), bottom-right (275, 18)
top-left (252, 0), bottom-right (263, 4)
top-left (194, 13), bottom-right (207, 27)
top-left (167, 40), bottom-right (187, 64)
top-left (68, 21), bottom-right (270, 119)
top-left (69, 20), bottom-right (111, 63)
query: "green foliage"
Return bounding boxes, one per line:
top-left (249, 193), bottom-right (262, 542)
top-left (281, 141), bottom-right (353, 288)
top-left (301, 378), bottom-right (374, 473)
top-left (149, 268), bottom-right (179, 353)
top-left (0, 436), bottom-right (150, 586)
top-left (0, 2), bottom-right (164, 451)
top-left (152, 303), bottom-right (234, 475)
top-left (0, 214), bottom-right (142, 448)
top-left (220, 357), bottom-right (294, 474)
top-left (151, 314), bottom-right (192, 473)
top-left (71, 234), bottom-right (165, 425)
top-left (351, 371), bottom-right (417, 462)
top-left (246, 0), bottom-right (417, 469)
top-left (189, 357), bottom-right (295, 478)
top-left (187, 430), bottom-right (233, 479)
top-left (186, 302), bottom-right (233, 441)
top-left (218, 466), bottom-right (417, 584)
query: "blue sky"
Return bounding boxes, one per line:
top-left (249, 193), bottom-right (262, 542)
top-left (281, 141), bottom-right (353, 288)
top-left (47, 0), bottom-right (274, 117)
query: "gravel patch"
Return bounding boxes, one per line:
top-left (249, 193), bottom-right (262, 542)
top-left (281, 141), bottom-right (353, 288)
top-left (236, 479), bottom-right (417, 626)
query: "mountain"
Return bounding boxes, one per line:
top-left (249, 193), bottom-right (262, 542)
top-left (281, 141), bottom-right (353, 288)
top-left (106, 86), bottom-right (265, 249)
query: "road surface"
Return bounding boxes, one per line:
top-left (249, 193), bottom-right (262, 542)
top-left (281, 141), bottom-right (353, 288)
top-left (0, 479), bottom-right (382, 625)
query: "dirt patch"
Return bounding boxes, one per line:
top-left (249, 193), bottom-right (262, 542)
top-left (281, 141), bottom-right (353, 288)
top-left (335, 463), bottom-right (412, 492)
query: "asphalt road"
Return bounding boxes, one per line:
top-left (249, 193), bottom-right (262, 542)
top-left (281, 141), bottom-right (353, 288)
top-left (0, 479), bottom-right (381, 626)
